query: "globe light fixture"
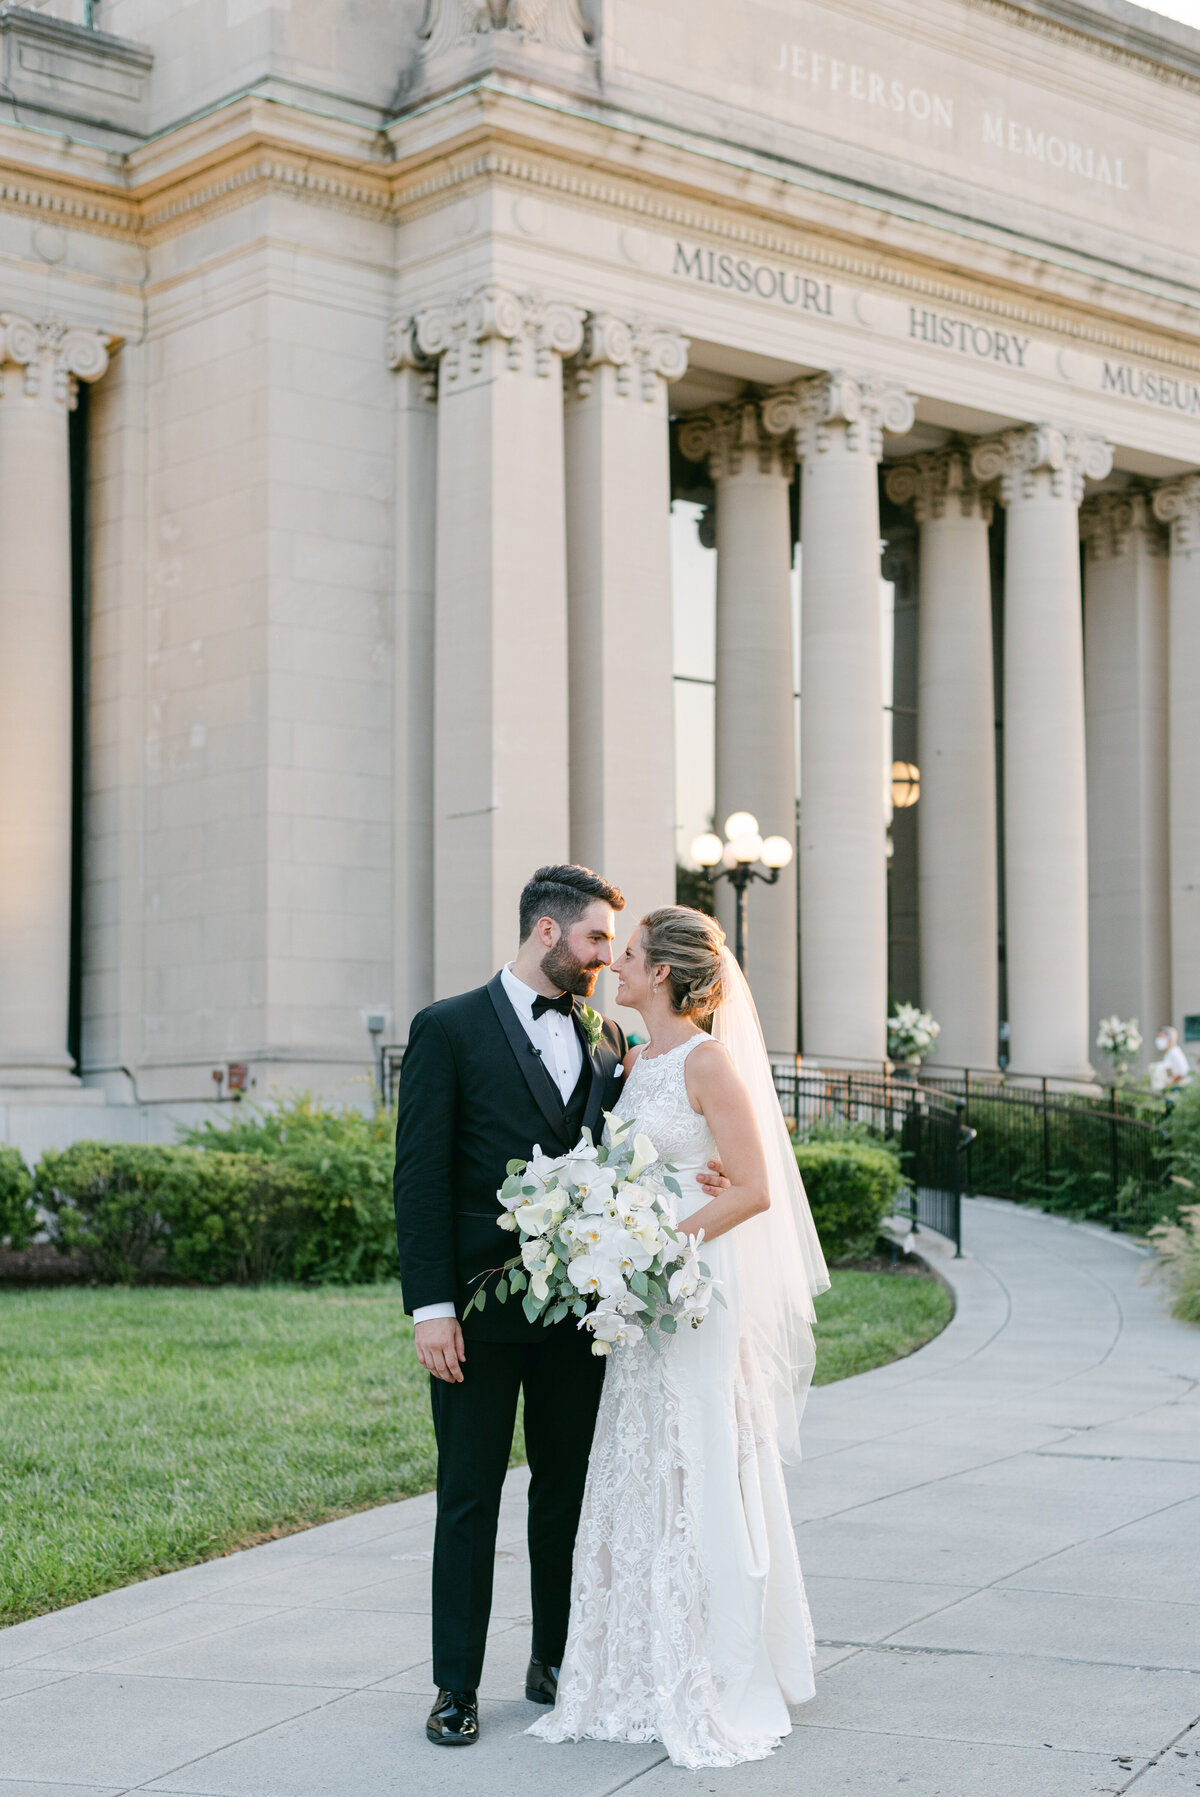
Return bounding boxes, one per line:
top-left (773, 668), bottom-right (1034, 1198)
top-left (891, 760), bottom-right (920, 809)
top-left (689, 811), bottom-right (794, 971)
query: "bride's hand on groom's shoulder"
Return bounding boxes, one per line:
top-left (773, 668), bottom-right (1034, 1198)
top-left (696, 1158), bottom-right (730, 1197)
top-left (415, 1317), bottom-right (466, 1383)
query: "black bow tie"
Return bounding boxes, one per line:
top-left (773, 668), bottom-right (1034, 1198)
top-left (531, 991), bottom-right (574, 1021)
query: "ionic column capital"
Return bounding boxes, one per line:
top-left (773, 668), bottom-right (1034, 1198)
top-left (1152, 474), bottom-right (1200, 553)
top-left (1080, 488), bottom-right (1168, 561)
top-left (762, 371), bottom-right (916, 460)
top-left (885, 448), bottom-right (993, 525)
top-left (385, 315), bottom-right (438, 398)
top-left (0, 313), bottom-right (110, 408)
top-left (970, 423), bottom-right (1112, 506)
top-left (568, 312), bottom-right (688, 401)
top-left (397, 284), bottom-right (585, 385)
top-left (677, 397), bottom-right (792, 481)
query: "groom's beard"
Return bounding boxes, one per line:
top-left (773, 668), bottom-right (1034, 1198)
top-left (541, 940), bottom-right (605, 998)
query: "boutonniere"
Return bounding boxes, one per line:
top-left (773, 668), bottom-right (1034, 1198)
top-left (578, 1003), bottom-right (605, 1052)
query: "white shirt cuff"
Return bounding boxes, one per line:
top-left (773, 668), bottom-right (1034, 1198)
top-left (413, 1302), bottom-right (457, 1325)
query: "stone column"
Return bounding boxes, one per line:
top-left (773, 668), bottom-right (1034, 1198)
top-left (1079, 491), bottom-right (1170, 1061)
top-left (413, 286), bottom-right (584, 996)
top-left (563, 315), bottom-right (687, 1014)
top-left (386, 319), bottom-right (439, 1035)
top-left (0, 313), bottom-right (109, 1088)
top-left (885, 449), bottom-right (998, 1070)
top-left (881, 527), bottom-right (919, 1010)
top-left (1152, 476), bottom-right (1200, 1038)
top-left (971, 425), bottom-right (1112, 1078)
top-left (679, 397), bottom-right (797, 1051)
top-left (762, 373), bottom-right (915, 1064)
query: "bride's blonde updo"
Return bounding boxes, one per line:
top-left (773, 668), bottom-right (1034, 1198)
top-left (641, 906), bottom-right (727, 1024)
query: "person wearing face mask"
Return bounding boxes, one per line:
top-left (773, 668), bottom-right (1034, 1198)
top-left (1151, 1027), bottom-right (1192, 1090)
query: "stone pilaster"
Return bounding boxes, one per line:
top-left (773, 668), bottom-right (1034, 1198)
top-left (761, 372), bottom-right (916, 1063)
top-left (1152, 475), bottom-right (1200, 1040)
top-left (679, 397), bottom-right (797, 1050)
top-left (386, 318), bottom-right (439, 1035)
top-left (0, 313), bottom-right (110, 1087)
top-left (971, 424), bottom-right (1112, 1077)
top-left (563, 313), bottom-right (687, 1019)
top-left (886, 449), bottom-right (998, 1070)
top-left (406, 283), bottom-right (585, 994)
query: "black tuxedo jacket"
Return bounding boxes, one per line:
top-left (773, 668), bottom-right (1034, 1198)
top-left (393, 974), bottom-right (628, 1342)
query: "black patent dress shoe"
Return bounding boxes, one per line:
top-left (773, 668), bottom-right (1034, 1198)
top-left (426, 1688), bottom-right (479, 1746)
top-left (525, 1658), bottom-right (558, 1705)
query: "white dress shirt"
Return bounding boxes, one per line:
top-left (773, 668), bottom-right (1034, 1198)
top-left (412, 965), bottom-right (584, 1326)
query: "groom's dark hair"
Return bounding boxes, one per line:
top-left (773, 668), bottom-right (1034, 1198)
top-left (519, 864), bottom-right (624, 941)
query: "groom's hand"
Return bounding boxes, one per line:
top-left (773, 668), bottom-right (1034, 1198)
top-left (696, 1157), bottom-right (730, 1197)
top-left (415, 1317), bottom-right (466, 1383)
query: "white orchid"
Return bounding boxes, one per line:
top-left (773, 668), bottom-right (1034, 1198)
top-left (567, 1251), bottom-right (624, 1300)
top-left (585, 1302), bottom-right (645, 1355)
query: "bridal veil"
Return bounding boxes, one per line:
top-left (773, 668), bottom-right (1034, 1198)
top-left (711, 946), bottom-right (830, 1462)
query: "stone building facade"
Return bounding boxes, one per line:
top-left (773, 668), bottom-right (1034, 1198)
top-left (1, 0), bottom-right (1199, 1147)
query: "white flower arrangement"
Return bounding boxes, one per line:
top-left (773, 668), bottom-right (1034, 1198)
top-left (1096, 1015), bottom-right (1142, 1065)
top-left (462, 1116), bottom-right (722, 1356)
top-left (887, 1003), bottom-right (941, 1064)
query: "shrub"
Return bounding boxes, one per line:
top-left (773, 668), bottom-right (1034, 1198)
top-left (1148, 1202), bottom-right (1200, 1323)
top-left (794, 1139), bottom-right (903, 1263)
top-left (0, 1146), bottom-right (38, 1250)
top-left (178, 1093), bottom-right (397, 1284)
top-left (37, 1098), bottom-right (399, 1287)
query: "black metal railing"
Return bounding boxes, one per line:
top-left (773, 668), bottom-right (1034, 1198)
top-left (770, 1063), bottom-right (968, 1254)
top-left (919, 1070), bottom-right (1174, 1232)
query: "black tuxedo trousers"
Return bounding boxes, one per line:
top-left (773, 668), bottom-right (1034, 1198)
top-left (393, 975), bottom-right (628, 1689)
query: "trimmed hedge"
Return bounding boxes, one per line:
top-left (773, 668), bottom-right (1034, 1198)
top-left (794, 1139), bottom-right (903, 1263)
top-left (36, 1096), bottom-right (398, 1285)
top-left (0, 1145), bottom-right (37, 1251)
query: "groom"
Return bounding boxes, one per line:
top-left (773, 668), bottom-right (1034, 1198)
top-left (394, 865), bottom-right (629, 1748)
top-left (395, 863), bottom-right (725, 1747)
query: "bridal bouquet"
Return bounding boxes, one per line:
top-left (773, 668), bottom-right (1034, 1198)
top-left (462, 1115), bottom-right (719, 1355)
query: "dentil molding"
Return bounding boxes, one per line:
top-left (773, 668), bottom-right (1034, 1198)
top-left (971, 423), bottom-right (1113, 504)
top-left (0, 313), bottom-right (110, 407)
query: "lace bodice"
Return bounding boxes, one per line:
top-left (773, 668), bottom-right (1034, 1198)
top-left (610, 1036), bottom-right (715, 1172)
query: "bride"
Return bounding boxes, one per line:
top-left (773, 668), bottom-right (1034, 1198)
top-left (529, 905), bottom-right (829, 1769)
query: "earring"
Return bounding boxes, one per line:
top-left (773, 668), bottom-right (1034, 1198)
top-left (651, 979), bottom-right (659, 994)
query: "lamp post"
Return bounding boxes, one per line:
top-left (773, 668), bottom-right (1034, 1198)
top-left (690, 812), bottom-right (794, 973)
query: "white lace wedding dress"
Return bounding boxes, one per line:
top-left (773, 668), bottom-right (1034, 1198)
top-left (527, 1036), bottom-right (816, 1770)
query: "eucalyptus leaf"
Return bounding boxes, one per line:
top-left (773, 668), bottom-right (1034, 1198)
top-left (572, 1299), bottom-right (587, 1317)
top-left (506, 1158), bottom-right (527, 1177)
top-left (508, 1269), bottom-right (527, 1293)
top-left (522, 1290), bottom-right (542, 1324)
top-left (663, 1175), bottom-right (682, 1199)
top-left (659, 1312), bottom-right (677, 1334)
top-left (496, 1278), bottom-right (508, 1304)
top-left (629, 1269), bottom-right (650, 1298)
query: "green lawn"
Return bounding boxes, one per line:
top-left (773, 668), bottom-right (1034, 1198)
top-left (0, 1267), bottom-right (951, 1626)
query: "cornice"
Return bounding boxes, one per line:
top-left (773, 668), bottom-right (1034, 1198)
top-left (1, 86), bottom-right (1199, 382)
top-left (968, 0), bottom-right (1200, 95)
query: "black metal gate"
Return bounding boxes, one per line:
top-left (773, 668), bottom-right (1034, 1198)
top-left (770, 1064), bottom-right (968, 1254)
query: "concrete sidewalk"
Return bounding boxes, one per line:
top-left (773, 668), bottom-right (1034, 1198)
top-left (2, 1198), bottom-right (1199, 1797)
